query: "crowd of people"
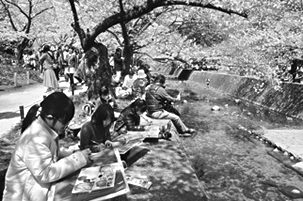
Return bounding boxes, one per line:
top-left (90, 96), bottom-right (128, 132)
top-left (23, 44), bottom-right (86, 93)
top-left (2, 46), bottom-right (197, 200)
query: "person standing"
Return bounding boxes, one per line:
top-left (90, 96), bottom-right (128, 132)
top-left (66, 46), bottom-right (77, 91)
top-left (2, 92), bottom-right (92, 201)
top-left (39, 45), bottom-right (59, 93)
top-left (113, 48), bottom-right (123, 82)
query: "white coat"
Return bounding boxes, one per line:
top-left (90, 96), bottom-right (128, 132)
top-left (2, 117), bottom-right (88, 201)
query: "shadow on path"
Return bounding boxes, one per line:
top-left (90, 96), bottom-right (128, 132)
top-left (0, 112), bottom-right (19, 120)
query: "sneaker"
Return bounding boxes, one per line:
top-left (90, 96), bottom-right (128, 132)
top-left (179, 133), bottom-right (192, 137)
top-left (185, 128), bottom-right (196, 134)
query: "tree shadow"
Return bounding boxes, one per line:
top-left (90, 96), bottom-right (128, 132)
top-left (0, 112), bottom-right (20, 120)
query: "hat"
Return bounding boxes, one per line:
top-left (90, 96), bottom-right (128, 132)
top-left (137, 69), bottom-right (146, 78)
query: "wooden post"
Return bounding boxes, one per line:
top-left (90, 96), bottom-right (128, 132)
top-left (26, 71), bottom-right (30, 85)
top-left (71, 85), bottom-right (74, 96)
top-left (14, 73), bottom-right (17, 87)
top-left (19, 106), bottom-right (24, 120)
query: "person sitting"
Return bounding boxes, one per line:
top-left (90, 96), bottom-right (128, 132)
top-left (132, 69), bottom-right (149, 100)
top-left (116, 69), bottom-right (138, 98)
top-left (79, 104), bottom-right (116, 152)
top-left (98, 86), bottom-right (114, 107)
top-left (113, 99), bottom-right (148, 137)
top-left (2, 92), bottom-right (92, 201)
top-left (145, 74), bottom-right (196, 137)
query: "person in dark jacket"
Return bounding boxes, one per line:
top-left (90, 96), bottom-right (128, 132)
top-left (145, 74), bottom-right (195, 137)
top-left (113, 48), bottom-right (123, 79)
top-left (113, 99), bottom-right (147, 136)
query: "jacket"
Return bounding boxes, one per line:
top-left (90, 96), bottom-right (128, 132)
top-left (114, 106), bottom-right (141, 132)
top-left (145, 83), bottom-right (176, 114)
top-left (3, 117), bottom-right (88, 201)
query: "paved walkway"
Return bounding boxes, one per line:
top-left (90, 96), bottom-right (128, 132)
top-left (0, 77), bottom-right (87, 138)
top-left (263, 129), bottom-right (303, 160)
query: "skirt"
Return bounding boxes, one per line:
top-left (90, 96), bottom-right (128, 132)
top-left (43, 69), bottom-right (59, 89)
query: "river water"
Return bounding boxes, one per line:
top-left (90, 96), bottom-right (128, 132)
top-left (171, 81), bottom-right (303, 201)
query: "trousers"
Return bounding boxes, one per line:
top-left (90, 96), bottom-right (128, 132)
top-left (149, 109), bottom-right (188, 133)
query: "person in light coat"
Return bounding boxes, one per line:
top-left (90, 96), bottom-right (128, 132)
top-left (2, 92), bottom-right (92, 201)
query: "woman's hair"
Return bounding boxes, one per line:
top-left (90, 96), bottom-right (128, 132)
top-left (98, 86), bottom-right (109, 97)
top-left (21, 92), bottom-right (75, 133)
top-left (154, 74), bottom-right (166, 85)
top-left (130, 99), bottom-right (147, 113)
top-left (91, 104), bottom-right (115, 127)
top-left (42, 45), bottom-right (50, 53)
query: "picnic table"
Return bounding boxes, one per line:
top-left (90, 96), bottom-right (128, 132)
top-left (53, 119), bottom-right (207, 201)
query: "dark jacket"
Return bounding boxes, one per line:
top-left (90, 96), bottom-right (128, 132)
top-left (113, 52), bottom-right (123, 71)
top-left (145, 83), bottom-right (176, 114)
top-left (114, 106), bottom-right (141, 132)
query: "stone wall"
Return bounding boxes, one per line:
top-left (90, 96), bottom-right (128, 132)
top-left (187, 71), bottom-right (303, 120)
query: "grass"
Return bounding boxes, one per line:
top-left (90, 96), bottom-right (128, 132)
top-left (0, 63), bottom-right (42, 91)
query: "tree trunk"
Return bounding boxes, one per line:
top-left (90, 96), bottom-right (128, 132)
top-left (16, 38), bottom-right (29, 63)
top-left (86, 42), bottom-right (113, 100)
top-left (120, 21), bottom-right (133, 76)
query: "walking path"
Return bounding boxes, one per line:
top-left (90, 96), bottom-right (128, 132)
top-left (0, 77), bottom-right (87, 138)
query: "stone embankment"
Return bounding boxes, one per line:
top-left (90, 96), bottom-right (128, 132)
top-left (156, 66), bottom-right (303, 120)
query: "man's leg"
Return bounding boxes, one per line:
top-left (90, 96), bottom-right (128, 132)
top-left (150, 110), bottom-right (188, 134)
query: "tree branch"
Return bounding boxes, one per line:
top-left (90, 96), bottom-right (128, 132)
top-left (168, 0), bottom-right (248, 17)
top-left (32, 6), bottom-right (54, 19)
top-left (106, 29), bottom-right (123, 46)
top-left (4, 0), bottom-right (29, 18)
top-left (0, 0), bottom-right (18, 31)
top-left (88, 0), bottom-right (247, 48)
top-left (68, 0), bottom-right (86, 46)
top-left (25, 0), bottom-right (32, 33)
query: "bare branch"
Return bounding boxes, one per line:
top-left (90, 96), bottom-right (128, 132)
top-left (32, 6), bottom-right (54, 19)
top-left (167, 0), bottom-right (247, 17)
top-left (4, 0), bottom-right (29, 18)
top-left (0, 0), bottom-right (17, 31)
top-left (106, 29), bottom-right (123, 46)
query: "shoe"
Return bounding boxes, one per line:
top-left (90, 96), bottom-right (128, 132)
top-left (179, 133), bottom-right (192, 137)
top-left (185, 128), bottom-right (196, 134)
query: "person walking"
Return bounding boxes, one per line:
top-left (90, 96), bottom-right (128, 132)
top-left (39, 45), bottom-right (59, 93)
top-left (66, 46), bottom-right (77, 91)
top-left (113, 48), bottom-right (123, 81)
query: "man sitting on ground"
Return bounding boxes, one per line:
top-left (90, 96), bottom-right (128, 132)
top-left (145, 74), bottom-right (195, 137)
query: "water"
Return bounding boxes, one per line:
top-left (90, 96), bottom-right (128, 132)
top-left (175, 85), bottom-right (303, 201)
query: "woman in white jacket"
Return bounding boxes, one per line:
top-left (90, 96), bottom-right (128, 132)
top-left (2, 92), bottom-right (92, 201)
